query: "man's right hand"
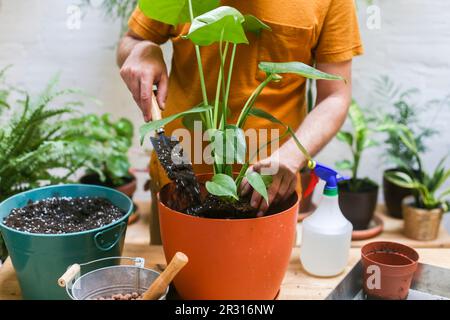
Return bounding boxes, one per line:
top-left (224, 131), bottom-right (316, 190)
top-left (119, 38), bottom-right (168, 122)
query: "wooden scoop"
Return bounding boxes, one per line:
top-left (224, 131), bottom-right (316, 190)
top-left (142, 252), bottom-right (188, 300)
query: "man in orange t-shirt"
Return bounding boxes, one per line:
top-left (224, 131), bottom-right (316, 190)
top-left (117, 0), bottom-right (363, 243)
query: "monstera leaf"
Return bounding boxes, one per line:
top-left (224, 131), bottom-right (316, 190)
top-left (183, 6), bottom-right (248, 46)
top-left (138, 0), bottom-right (220, 25)
top-left (259, 62), bottom-right (345, 81)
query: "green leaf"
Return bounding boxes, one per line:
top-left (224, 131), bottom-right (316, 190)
top-left (184, 6), bottom-right (248, 46)
top-left (335, 160), bottom-right (353, 171)
top-left (246, 171), bottom-right (269, 204)
top-left (139, 104), bottom-right (212, 144)
top-left (138, 0), bottom-right (220, 25)
top-left (362, 138), bottom-right (378, 149)
top-left (258, 62), bottom-right (345, 81)
top-left (212, 125), bottom-right (246, 164)
top-left (242, 15), bottom-right (271, 34)
top-left (205, 173), bottom-right (238, 200)
top-left (336, 131), bottom-right (353, 146)
top-left (248, 107), bottom-right (285, 126)
top-left (384, 171), bottom-right (417, 189)
top-left (115, 118), bottom-right (134, 138)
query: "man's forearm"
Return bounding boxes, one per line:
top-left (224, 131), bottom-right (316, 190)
top-left (276, 60), bottom-right (352, 169)
top-left (117, 31), bottom-right (158, 67)
top-left (279, 93), bottom-right (350, 168)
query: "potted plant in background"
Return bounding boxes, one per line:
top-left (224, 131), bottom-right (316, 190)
top-left (382, 125), bottom-right (449, 241)
top-left (335, 100), bottom-right (379, 230)
top-left (72, 114), bottom-right (137, 195)
top-left (371, 76), bottom-right (439, 218)
top-left (138, 0), bottom-right (344, 299)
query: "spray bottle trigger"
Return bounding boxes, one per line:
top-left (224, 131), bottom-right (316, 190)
top-left (303, 170), bottom-right (319, 199)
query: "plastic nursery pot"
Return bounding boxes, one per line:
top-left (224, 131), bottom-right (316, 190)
top-left (158, 174), bottom-right (299, 300)
top-left (402, 200), bottom-right (443, 241)
top-left (338, 180), bottom-right (379, 230)
top-left (383, 169), bottom-right (412, 219)
top-left (361, 241), bottom-right (419, 300)
top-left (0, 184), bottom-right (133, 300)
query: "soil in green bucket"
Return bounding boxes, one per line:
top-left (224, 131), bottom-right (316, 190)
top-left (0, 184), bottom-right (133, 300)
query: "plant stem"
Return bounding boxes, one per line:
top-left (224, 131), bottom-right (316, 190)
top-left (223, 44), bottom-right (236, 127)
top-left (236, 74), bottom-right (274, 128)
top-left (187, 0), bottom-right (212, 129)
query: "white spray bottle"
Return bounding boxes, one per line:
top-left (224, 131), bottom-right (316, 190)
top-left (300, 163), bottom-right (352, 277)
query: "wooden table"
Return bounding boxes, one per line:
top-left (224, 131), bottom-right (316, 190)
top-left (1, 244), bottom-right (450, 300)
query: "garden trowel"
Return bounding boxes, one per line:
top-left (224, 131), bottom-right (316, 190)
top-left (149, 92), bottom-right (201, 207)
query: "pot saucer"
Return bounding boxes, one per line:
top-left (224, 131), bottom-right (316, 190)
top-left (352, 216), bottom-right (384, 240)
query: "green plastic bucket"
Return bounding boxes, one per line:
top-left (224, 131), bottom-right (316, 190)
top-left (0, 184), bottom-right (133, 300)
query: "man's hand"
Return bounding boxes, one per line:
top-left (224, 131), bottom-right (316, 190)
top-left (118, 33), bottom-right (168, 122)
top-left (240, 148), bottom-right (304, 216)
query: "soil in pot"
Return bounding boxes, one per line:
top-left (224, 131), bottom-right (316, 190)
top-left (383, 168), bottom-right (412, 219)
top-left (361, 241), bottom-right (419, 300)
top-left (338, 179), bottom-right (379, 230)
top-left (3, 197), bottom-right (125, 234)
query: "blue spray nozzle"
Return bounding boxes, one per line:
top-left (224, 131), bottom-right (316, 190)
top-left (314, 162), bottom-right (348, 190)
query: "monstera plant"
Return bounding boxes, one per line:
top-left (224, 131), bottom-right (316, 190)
top-left (138, 1), bottom-right (343, 210)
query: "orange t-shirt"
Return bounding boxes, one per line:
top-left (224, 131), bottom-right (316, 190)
top-left (128, 0), bottom-right (363, 190)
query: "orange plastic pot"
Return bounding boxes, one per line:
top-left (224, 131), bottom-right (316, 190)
top-left (361, 241), bottom-right (419, 300)
top-left (158, 174), bottom-right (299, 300)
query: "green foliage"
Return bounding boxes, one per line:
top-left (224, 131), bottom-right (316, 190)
top-left (382, 125), bottom-right (449, 211)
top-left (138, 0), bottom-right (219, 25)
top-left (335, 100), bottom-right (378, 191)
top-left (0, 69), bottom-right (135, 260)
top-left (371, 76), bottom-right (440, 169)
top-left (64, 113), bottom-right (134, 186)
top-left (138, 0), bottom-right (344, 204)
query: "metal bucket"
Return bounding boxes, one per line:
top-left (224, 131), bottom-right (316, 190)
top-left (59, 257), bottom-right (168, 300)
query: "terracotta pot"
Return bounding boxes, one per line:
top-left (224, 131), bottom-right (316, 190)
top-left (361, 241), bottom-right (419, 300)
top-left (158, 174), bottom-right (299, 300)
top-left (338, 180), bottom-right (379, 230)
top-left (402, 202), bottom-right (443, 241)
top-left (299, 170), bottom-right (314, 213)
top-left (383, 169), bottom-right (412, 219)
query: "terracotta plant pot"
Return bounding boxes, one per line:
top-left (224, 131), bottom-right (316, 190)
top-left (338, 180), bottom-right (379, 230)
top-left (383, 168), bottom-right (412, 219)
top-left (361, 241), bottom-right (419, 300)
top-left (158, 174), bottom-right (299, 299)
top-left (299, 170), bottom-right (315, 213)
top-left (402, 202), bottom-right (443, 241)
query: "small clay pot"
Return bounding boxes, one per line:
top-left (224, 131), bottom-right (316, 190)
top-left (383, 169), bottom-right (412, 219)
top-left (299, 170), bottom-right (315, 213)
top-left (402, 201), bottom-right (443, 241)
top-left (338, 180), bottom-right (379, 230)
top-left (361, 241), bottom-right (419, 300)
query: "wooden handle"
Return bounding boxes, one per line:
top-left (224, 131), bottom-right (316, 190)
top-left (150, 91), bottom-right (162, 121)
top-left (142, 252), bottom-right (188, 300)
top-left (58, 264), bottom-right (80, 287)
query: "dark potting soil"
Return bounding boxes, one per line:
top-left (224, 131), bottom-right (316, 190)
top-left (3, 197), bottom-right (125, 234)
top-left (152, 136), bottom-right (202, 209)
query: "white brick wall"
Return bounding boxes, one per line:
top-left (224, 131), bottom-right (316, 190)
top-left (0, 0), bottom-right (449, 202)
